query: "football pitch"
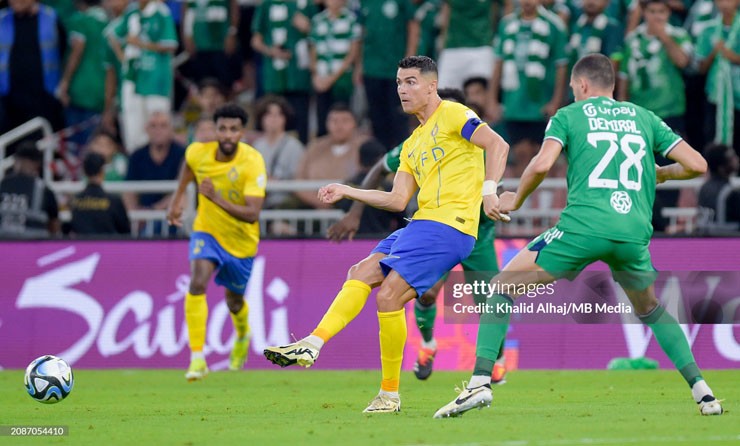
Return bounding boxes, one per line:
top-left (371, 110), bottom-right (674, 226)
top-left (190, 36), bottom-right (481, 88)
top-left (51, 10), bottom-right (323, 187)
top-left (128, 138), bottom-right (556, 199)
top-left (1, 369), bottom-right (737, 445)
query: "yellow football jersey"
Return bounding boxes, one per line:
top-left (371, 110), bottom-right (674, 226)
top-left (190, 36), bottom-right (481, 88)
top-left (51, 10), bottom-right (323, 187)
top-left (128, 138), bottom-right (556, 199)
top-left (398, 100), bottom-right (485, 238)
top-left (186, 141), bottom-right (267, 258)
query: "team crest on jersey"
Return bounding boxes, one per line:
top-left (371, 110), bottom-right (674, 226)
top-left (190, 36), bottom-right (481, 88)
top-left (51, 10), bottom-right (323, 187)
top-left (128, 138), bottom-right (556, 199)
top-left (228, 167), bottom-right (239, 182)
top-left (610, 191), bottom-right (632, 214)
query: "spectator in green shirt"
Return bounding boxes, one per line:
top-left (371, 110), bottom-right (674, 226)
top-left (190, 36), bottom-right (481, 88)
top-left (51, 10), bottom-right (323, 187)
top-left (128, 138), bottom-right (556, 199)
top-left (109, 0), bottom-right (179, 153)
top-left (618, 0), bottom-right (692, 135)
top-left (696, 0), bottom-right (740, 154)
top-left (251, 0), bottom-right (316, 143)
top-left (57, 0), bottom-right (109, 147)
top-left (357, 0), bottom-right (417, 150)
top-left (181, 0), bottom-right (240, 90)
top-left (309, 0), bottom-right (361, 137)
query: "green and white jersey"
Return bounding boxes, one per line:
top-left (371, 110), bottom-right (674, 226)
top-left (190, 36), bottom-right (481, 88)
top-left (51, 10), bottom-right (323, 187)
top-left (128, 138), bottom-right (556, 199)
top-left (413, 0), bottom-right (441, 59)
top-left (444, 0), bottom-right (494, 49)
top-left (544, 97), bottom-right (682, 243)
top-left (309, 8), bottom-right (361, 77)
top-left (67, 6), bottom-right (109, 111)
top-left (619, 24), bottom-right (693, 118)
top-left (696, 15), bottom-right (740, 109)
top-left (383, 142), bottom-right (496, 235)
top-left (112, 1), bottom-right (178, 97)
top-left (358, 0), bottom-right (415, 79)
top-left (251, 0), bottom-right (317, 93)
top-left (186, 0), bottom-right (231, 51)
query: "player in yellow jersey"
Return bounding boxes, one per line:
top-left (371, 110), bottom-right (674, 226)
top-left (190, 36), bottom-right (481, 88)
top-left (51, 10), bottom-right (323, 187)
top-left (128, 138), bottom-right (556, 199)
top-left (264, 56), bottom-right (510, 412)
top-left (167, 104), bottom-right (267, 381)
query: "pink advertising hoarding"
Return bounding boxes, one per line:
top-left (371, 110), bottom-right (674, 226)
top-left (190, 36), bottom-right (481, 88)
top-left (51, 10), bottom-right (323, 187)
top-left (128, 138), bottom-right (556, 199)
top-left (0, 238), bottom-right (738, 370)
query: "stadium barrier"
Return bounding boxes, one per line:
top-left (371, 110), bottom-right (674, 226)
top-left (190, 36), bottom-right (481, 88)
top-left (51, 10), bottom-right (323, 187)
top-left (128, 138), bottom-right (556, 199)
top-left (1, 238), bottom-right (738, 371)
top-left (46, 178), bottom-right (727, 237)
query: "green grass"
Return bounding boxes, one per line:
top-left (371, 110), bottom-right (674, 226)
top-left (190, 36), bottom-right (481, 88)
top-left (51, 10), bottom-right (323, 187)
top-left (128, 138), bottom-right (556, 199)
top-left (1, 369), bottom-right (737, 445)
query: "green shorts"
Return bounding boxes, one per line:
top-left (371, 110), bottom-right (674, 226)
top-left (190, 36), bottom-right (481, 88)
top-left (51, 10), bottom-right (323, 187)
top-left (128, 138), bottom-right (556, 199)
top-left (527, 226), bottom-right (657, 290)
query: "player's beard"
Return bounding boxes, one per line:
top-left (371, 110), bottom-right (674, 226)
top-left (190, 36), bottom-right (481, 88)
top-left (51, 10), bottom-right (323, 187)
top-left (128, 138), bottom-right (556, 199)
top-left (219, 141), bottom-right (237, 157)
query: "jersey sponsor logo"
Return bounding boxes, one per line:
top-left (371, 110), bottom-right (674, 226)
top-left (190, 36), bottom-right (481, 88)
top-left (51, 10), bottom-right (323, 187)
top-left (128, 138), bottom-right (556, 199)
top-left (583, 102), bottom-right (637, 118)
top-left (610, 191), bottom-right (632, 214)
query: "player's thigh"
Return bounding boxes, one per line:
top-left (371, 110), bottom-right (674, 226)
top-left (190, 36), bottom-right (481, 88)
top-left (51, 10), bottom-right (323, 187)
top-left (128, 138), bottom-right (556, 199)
top-left (216, 255), bottom-right (254, 296)
top-left (347, 252), bottom-right (386, 288)
top-left (379, 221), bottom-right (475, 299)
top-left (606, 241), bottom-right (658, 293)
top-left (525, 227), bottom-right (602, 279)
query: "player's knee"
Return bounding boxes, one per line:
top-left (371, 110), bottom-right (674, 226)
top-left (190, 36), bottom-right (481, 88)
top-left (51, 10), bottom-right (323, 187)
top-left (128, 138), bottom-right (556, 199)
top-left (189, 280), bottom-right (208, 296)
top-left (226, 299), bottom-right (244, 314)
top-left (419, 291), bottom-right (436, 306)
top-left (347, 260), bottom-right (381, 284)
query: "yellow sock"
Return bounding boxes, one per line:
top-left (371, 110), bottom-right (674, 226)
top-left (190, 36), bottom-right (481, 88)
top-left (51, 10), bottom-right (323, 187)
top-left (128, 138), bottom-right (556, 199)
top-left (378, 308), bottom-right (406, 393)
top-left (312, 280), bottom-right (371, 342)
top-left (230, 300), bottom-right (249, 339)
top-left (185, 292), bottom-right (208, 352)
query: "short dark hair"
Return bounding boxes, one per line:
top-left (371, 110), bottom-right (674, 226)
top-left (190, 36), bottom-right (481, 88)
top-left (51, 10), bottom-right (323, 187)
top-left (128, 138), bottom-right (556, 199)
top-left (398, 56), bottom-right (437, 76)
top-left (463, 76), bottom-right (488, 91)
top-left (572, 53), bottom-right (615, 89)
top-left (704, 143), bottom-right (734, 175)
top-left (437, 88), bottom-right (467, 104)
top-left (639, 0), bottom-right (670, 8)
top-left (254, 95), bottom-right (295, 132)
top-left (83, 152), bottom-right (106, 177)
top-left (199, 77), bottom-right (226, 97)
top-left (213, 103), bottom-right (248, 126)
top-left (328, 102), bottom-right (356, 120)
top-left (15, 141), bottom-right (43, 163)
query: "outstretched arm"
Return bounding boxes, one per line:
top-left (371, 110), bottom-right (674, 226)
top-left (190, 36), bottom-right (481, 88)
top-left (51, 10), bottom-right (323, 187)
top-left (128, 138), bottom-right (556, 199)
top-left (319, 171), bottom-right (417, 213)
top-left (502, 138), bottom-right (562, 212)
top-left (327, 158), bottom-right (390, 241)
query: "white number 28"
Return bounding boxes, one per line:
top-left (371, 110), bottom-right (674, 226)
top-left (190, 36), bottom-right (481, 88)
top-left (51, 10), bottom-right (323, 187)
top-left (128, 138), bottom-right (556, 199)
top-left (587, 132), bottom-right (647, 191)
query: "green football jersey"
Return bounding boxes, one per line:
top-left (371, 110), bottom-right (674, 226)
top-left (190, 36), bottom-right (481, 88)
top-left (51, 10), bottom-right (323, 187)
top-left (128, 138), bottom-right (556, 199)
top-left (544, 96), bottom-right (682, 243)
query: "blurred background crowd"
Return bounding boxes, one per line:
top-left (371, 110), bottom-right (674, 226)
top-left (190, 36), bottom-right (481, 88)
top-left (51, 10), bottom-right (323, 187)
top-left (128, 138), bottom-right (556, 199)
top-left (0, 0), bottom-right (739, 239)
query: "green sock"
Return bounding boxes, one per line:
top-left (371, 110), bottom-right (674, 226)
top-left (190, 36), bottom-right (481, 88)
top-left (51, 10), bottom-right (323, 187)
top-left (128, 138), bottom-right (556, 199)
top-left (473, 294), bottom-right (511, 376)
top-left (414, 299), bottom-right (436, 343)
top-left (639, 305), bottom-right (703, 386)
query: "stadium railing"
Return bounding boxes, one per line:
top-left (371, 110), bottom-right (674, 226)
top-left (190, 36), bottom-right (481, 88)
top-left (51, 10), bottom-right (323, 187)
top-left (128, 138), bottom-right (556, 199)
top-left (47, 177), bottom-right (724, 238)
top-left (50, 179), bottom-right (346, 237)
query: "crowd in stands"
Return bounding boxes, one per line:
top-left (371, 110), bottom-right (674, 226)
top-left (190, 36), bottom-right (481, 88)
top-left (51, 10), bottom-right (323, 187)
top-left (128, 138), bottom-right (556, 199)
top-left (0, 0), bottom-right (739, 238)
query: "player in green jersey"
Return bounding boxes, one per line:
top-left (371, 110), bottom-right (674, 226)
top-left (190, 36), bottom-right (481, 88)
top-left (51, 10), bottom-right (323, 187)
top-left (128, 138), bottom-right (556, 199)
top-left (434, 53), bottom-right (723, 418)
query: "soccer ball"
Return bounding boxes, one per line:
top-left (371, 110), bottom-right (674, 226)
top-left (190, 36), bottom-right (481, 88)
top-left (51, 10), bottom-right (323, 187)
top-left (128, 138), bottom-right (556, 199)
top-left (24, 355), bottom-right (74, 404)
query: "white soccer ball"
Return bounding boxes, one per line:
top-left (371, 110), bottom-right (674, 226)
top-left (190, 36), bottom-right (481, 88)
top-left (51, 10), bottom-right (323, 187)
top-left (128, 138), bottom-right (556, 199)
top-left (24, 355), bottom-right (74, 404)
